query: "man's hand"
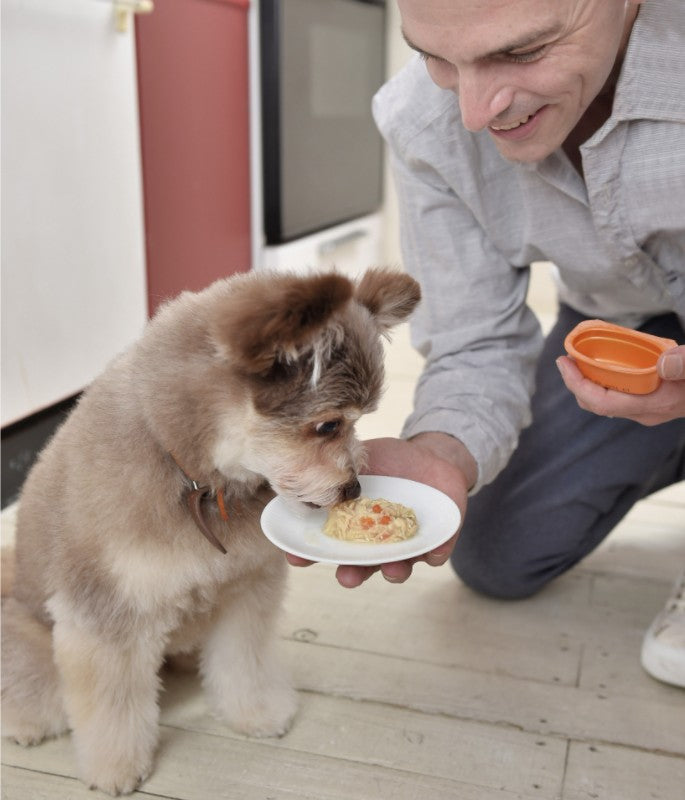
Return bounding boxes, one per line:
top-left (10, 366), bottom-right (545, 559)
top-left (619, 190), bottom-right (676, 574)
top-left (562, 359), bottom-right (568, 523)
top-left (285, 433), bottom-right (475, 588)
top-left (557, 345), bottom-right (685, 425)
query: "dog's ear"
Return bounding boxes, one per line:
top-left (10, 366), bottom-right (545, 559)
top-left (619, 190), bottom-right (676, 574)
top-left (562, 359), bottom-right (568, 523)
top-left (355, 268), bottom-right (421, 331)
top-left (212, 272), bottom-right (354, 374)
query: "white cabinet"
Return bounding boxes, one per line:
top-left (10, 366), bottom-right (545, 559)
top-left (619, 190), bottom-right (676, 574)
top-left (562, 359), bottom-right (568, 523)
top-left (1, 0), bottom-right (147, 426)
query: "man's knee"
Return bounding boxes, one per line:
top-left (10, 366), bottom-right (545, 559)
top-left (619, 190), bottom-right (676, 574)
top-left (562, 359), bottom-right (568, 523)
top-left (450, 509), bottom-right (559, 600)
top-left (450, 540), bottom-right (545, 600)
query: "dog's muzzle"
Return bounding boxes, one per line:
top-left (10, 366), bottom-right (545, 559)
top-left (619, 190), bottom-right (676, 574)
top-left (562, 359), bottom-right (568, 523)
top-left (303, 477), bottom-right (361, 509)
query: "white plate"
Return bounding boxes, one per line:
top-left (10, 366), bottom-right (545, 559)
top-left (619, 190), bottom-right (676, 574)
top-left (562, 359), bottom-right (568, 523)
top-left (260, 475), bottom-right (461, 566)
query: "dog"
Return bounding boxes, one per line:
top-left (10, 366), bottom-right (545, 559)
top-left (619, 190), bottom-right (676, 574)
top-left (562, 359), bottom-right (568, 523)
top-left (1, 267), bottom-right (421, 795)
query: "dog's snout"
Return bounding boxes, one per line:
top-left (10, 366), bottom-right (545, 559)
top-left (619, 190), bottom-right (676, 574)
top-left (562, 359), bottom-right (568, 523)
top-left (341, 478), bottom-right (361, 502)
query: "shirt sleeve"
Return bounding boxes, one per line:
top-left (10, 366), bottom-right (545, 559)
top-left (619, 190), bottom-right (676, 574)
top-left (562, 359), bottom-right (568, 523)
top-left (387, 144), bottom-right (544, 493)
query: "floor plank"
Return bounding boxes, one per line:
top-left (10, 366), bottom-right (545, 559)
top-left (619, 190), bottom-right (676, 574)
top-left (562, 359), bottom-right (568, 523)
top-left (159, 680), bottom-right (567, 797)
top-left (563, 740), bottom-right (685, 800)
top-left (2, 721), bottom-right (556, 800)
top-left (282, 638), bottom-right (685, 757)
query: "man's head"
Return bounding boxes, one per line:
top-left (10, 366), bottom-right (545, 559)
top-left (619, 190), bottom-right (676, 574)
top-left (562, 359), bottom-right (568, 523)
top-left (398, 0), bottom-right (644, 162)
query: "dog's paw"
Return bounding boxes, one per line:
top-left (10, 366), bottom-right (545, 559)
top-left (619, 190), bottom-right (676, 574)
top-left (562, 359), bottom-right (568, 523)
top-left (7, 725), bottom-right (49, 747)
top-left (85, 772), bottom-right (149, 797)
top-left (2, 715), bottom-right (69, 747)
top-left (81, 761), bottom-right (152, 797)
top-left (220, 682), bottom-right (299, 738)
top-left (75, 731), bottom-right (155, 796)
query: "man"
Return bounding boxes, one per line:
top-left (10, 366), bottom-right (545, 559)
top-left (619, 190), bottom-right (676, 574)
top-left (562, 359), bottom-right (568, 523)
top-left (288, 0), bottom-right (685, 687)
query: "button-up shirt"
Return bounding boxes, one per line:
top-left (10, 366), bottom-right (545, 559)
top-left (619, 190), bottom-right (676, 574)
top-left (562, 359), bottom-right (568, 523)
top-left (372, 0), bottom-right (685, 491)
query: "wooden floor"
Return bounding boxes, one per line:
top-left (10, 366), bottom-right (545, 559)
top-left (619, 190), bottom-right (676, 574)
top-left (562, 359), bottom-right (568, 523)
top-left (2, 275), bottom-right (684, 799)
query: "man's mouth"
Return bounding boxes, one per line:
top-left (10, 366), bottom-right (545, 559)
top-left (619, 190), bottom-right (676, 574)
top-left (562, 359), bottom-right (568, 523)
top-left (490, 114), bottom-right (534, 131)
top-left (488, 106), bottom-right (547, 141)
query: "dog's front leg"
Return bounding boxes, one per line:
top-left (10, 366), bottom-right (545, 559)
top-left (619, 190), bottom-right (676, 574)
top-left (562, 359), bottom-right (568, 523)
top-left (200, 573), bottom-right (298, 738)
top-left (52, 613), bottom-right (164, 796)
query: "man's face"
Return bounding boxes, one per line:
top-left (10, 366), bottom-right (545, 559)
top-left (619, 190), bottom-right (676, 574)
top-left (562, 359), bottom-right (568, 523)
top-left (398, 0), bottom-right (642, 162)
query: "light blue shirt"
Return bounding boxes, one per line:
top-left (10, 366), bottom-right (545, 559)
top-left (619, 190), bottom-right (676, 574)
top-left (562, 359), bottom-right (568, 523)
top-left (373, 0), bottom-right (685, 491)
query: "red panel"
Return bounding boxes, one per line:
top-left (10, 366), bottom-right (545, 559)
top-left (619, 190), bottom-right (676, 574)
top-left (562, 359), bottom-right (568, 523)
top-left (135, 0), bottom-right (251, 316)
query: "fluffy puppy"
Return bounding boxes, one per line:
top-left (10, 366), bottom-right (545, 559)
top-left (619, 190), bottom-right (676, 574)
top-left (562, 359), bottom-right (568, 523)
top-left (1, 268), bottom-right (421, 795)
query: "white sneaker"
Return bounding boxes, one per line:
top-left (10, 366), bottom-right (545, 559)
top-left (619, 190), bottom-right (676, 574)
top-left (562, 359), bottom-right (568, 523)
top-left (641, 570), bottom-right (685, 689)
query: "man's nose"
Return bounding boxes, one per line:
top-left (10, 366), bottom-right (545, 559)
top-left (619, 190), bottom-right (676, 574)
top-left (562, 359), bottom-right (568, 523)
top-left (458, 70), bottom-right (514, 132)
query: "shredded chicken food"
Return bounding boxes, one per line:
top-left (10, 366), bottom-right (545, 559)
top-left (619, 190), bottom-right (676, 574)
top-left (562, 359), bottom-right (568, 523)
top-left (323, 497), bottom-right (418, 544)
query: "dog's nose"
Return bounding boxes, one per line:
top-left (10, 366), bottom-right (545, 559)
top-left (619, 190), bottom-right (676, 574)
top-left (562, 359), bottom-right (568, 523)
top-left (341, 478), bottom-right (361, 501)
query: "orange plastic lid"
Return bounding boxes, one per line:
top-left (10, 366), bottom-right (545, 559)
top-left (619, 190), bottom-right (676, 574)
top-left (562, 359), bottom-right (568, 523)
top-left (564, 320), bottom-right (677, 395)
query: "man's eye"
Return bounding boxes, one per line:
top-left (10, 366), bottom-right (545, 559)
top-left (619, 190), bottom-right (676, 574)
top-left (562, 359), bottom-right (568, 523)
top-left (506, 45), bottom-right (547, 63)
top-left (315, 420), bottom-right (341, 437)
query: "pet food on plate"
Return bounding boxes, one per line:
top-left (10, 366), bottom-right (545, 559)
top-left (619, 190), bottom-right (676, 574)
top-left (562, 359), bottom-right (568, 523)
top-left (323, 497), bottom-right (418, 544)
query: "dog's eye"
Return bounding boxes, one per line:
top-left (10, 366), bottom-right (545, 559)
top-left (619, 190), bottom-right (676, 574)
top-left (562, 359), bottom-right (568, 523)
top-left (315, 419), bottom-right (341, 437)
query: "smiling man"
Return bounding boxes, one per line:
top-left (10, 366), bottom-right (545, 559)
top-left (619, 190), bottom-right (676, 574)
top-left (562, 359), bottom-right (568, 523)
top-left (288, 0), bottom-right (685, 688)
top-left (398, 0), bottom-right (641, 165)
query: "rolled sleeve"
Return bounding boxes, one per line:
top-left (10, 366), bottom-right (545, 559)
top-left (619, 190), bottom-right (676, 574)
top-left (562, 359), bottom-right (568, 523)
top-left (386, 145), bottom-right (543, 492)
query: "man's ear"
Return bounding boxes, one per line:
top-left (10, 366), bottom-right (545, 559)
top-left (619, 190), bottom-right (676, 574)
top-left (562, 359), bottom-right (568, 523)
top-left (355, 267), bottom-right (421, 332)
top-left (210, 272), bottom-right (354, 374)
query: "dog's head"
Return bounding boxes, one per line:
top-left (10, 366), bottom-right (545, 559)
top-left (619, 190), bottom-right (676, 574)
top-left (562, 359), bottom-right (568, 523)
top-left (203, 267), bottom-right (421, 507)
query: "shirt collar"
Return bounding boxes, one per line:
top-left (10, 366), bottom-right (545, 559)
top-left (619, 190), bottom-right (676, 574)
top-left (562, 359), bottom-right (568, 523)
top-left (612, 0), bottom-right (685, 123)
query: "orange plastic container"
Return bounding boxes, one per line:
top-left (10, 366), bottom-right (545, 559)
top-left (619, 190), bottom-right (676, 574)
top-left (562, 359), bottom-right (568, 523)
top-left (564, 320), bottom-right (677, 395)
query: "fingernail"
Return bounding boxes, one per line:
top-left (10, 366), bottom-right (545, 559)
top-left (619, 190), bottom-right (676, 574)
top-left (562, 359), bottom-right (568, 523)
top-left (556, 357), bottom-right (567, 377)
top-left (659, 353), bottom-right (684, 380)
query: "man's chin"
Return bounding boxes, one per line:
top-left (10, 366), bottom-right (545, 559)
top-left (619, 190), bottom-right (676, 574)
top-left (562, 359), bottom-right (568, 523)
top-left (490, 135), bottom-right (560, 165)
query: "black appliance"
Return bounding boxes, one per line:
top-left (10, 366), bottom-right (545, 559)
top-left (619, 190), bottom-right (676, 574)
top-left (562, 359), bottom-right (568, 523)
top-left (260, 0), bottom-right (386, 245)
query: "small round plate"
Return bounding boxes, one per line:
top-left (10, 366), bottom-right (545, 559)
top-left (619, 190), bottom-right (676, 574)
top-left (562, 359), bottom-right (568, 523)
top-left (260, 475), bottom-right (461, 565)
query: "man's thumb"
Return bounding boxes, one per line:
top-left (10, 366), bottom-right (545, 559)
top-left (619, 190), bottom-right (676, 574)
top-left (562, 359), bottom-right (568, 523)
top-left (658, 347), bottom-right (685, 380)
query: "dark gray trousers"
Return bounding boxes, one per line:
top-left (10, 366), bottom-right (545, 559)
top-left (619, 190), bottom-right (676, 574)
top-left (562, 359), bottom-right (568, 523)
top-left (451, 304), bottom-right (685, 599)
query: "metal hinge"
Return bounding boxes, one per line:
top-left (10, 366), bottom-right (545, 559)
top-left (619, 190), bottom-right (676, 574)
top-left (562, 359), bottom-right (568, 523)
top-left (113, 0), bottom-right (154, 34)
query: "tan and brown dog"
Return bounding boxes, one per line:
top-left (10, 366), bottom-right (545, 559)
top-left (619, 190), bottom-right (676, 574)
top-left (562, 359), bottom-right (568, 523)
top-left (1, 267), bottom-right (420, 795)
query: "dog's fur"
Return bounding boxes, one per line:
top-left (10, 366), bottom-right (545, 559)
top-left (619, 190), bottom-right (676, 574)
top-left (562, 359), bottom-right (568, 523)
top-left (1, 268), bottom-right (420, 795)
